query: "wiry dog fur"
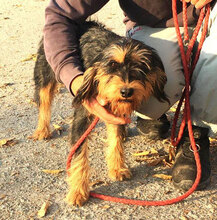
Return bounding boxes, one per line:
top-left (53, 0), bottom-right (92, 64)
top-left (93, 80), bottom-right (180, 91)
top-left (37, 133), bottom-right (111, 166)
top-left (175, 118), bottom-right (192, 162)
top-left (31, 21), bottom-right (169, 206)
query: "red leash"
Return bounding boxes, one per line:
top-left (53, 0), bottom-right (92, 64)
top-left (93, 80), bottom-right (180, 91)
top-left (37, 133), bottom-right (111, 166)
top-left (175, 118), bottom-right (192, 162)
top-left (67, 1), bottom-right (210, 206)
top-left (66, 117), bottom-right (99, 175)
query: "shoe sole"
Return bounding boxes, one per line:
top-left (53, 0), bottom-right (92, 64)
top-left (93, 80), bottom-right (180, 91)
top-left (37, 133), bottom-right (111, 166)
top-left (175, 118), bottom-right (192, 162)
top-left (172, 176), bottom-right (211, 191)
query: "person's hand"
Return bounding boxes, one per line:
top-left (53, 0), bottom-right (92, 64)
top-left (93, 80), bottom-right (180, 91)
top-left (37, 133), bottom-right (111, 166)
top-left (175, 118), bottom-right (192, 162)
top-left (182, 0), bottom-right (212, 9)
top-left (83, 96), bottom-right (131, 124)
top-left (71, 75), bottom-right (131, 125)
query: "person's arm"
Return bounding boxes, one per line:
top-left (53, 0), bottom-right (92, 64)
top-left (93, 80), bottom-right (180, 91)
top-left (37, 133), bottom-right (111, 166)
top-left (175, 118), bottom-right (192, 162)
top-left (43, 0), bottom-right (109, 93)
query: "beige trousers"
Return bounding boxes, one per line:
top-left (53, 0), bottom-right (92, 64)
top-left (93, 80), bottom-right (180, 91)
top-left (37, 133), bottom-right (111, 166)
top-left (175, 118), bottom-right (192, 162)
top-left (128, 3), bottom-right (217, 136)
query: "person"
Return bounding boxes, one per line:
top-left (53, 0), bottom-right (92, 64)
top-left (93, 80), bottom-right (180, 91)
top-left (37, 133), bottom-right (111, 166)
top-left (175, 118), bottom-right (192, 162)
top-left (43, 0), bottom-right (217, 191)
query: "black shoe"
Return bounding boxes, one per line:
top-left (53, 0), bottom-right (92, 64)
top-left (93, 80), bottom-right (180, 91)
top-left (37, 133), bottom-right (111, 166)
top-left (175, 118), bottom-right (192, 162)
top-left (136, 114), bottom-right (170, 140)
top-left (172, 125), bottom-right (211, 191)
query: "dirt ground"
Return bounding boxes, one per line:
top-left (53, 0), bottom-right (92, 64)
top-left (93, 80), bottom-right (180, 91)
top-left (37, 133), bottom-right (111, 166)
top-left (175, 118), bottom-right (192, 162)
top-left (1, 0), bottom-right (217, 219)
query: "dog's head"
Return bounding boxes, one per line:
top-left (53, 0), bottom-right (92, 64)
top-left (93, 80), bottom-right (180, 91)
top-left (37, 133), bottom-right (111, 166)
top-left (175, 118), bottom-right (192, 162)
top-left (74, 38), bottom-right (169, 118)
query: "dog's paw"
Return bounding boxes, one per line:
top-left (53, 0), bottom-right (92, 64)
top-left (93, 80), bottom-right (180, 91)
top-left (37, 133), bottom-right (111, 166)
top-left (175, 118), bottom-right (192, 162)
top-left (66, 190), bottom-right (89, 206)
top-left (29, 128), bottom-right (51, 141)
top-left (109, 168), bottom-right (132, 181)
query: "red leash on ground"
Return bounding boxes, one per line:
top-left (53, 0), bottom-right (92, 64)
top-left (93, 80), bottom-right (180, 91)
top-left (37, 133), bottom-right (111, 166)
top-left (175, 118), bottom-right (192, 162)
top-left (66, 1), bottom-right (210, 206)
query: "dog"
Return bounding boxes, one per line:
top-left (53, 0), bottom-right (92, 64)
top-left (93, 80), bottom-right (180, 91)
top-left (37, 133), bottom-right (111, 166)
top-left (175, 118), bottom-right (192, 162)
top-left (31, 21), bottom-right (169, 206)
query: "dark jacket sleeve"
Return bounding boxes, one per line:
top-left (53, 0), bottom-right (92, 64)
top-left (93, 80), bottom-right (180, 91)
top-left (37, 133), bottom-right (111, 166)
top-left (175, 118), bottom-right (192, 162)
top-left (43, 0), bottom-right (109, 93)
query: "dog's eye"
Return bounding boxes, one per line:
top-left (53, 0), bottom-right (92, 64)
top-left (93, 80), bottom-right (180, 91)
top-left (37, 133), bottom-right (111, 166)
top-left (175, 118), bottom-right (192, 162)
top-left (129, 69), bottom-right (146, 81)
top-left (109, 60), bottom-right (118, 68)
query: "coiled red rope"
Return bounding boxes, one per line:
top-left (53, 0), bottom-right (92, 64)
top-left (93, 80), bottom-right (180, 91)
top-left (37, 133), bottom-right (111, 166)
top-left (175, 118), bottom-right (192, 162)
top-left (171, 1), bottom-right (211, 147)
top-left (67, 1), bottom-right (210, 206)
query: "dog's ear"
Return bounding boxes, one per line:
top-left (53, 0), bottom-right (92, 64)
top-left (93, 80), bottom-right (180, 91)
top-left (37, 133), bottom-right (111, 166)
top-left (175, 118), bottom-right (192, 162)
top-left (73, 66), bottom-right (99, 106)
top-left (148, 67), bottom-right (170, 104)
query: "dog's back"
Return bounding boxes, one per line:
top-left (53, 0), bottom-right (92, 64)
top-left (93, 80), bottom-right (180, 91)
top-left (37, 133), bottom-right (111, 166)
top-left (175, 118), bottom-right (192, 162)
top-left (78, 21), bottom-right (121, 68)
top-left (33, 21), bottom-right (120, 98)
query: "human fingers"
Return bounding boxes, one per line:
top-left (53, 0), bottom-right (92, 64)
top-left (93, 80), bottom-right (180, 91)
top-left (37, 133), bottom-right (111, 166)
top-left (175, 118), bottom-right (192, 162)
top-left (83, 98), bottom-right (131, 125)
top-left (190, 0), bottom-right (199, 5)
top-left (195, 0), bottom-right (212, 8)
top-left (182, 0), bottom-right (211, 9)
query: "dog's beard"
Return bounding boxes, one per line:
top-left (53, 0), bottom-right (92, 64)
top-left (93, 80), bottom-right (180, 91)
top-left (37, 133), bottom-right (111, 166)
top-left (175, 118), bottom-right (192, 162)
top-left (97, 77), bottom-right (152, 118)
top-left (109, 100), bottom-right (136, 118)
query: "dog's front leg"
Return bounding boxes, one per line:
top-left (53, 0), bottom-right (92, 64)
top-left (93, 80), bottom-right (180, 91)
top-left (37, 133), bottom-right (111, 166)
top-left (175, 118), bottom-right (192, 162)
top-left (66, 106), bottom-right (92, 206)
top-left (106, 124), bottom-right (132, 181)
top-left (66, 141), bottom-right (90, 206)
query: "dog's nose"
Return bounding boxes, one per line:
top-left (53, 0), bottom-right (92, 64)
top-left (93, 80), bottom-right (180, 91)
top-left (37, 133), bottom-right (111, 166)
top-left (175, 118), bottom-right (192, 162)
top-left (120, 87), bottom-right (134, 98)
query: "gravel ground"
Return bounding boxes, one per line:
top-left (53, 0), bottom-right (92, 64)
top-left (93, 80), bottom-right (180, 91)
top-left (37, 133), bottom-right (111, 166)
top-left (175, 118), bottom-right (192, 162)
top-left (0, 0), bottom-right (217, 219)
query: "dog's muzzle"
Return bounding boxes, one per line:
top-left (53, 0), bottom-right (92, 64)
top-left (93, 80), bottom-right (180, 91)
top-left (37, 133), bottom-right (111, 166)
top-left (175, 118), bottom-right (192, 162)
top-left (120, 87), bottom-right (134, 98)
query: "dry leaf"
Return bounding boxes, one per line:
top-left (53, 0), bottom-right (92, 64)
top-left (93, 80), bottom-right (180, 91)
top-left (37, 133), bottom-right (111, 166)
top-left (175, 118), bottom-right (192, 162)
top-left (53, 123), bottom-right (63, 131)
top-left (42, 169), bottom-right (64, 175)
top-left (102, 205), bottom-right (111, 210)
top-left (11, 171), bottom-right (20, 176)
top-left (132, 148), bottom-right (158, 157)
top-left (0, 194), bottom-right (6, 200)
top-left (21, 54), bottom-right (37, 62)
top-left (147, 158), bottom-right (163, 166)
top-left (152, 174), bottom-right (172, 180)
top-left (162, 158), bottom-right (174, 167)
top-left (133, 148), bottom-right (174, 168)
top-left (0, 139), bottom-right (7, 146)
top-left (52, 123), bottom-right (63, 135)
top-left (0, 139), bottom-right (18, 147)
top-left (38, 201), bottom-right (50, 218)
top-left (169, 147), bottom-right (176, 162)
top-left (133, 151), bottom-right (150, 157)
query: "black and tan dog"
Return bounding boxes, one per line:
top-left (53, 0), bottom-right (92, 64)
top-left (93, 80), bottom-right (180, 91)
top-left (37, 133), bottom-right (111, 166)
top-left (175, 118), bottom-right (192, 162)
top-left (31, 21), bottom-right (169, 206)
